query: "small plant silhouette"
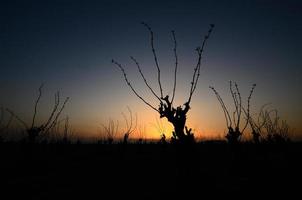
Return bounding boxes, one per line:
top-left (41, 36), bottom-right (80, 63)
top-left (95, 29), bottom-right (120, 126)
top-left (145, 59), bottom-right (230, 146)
top-left (122, 106), bottom-right (137, 144)
top-left (112, 23), bottom-right (214, 144)
top-left (101, 119), bottom-right (119, 144)
top-left (242, 103), bottom-right (270, 143)
top-left (152, 117), bottom-right (168, 144)
top-left (61, 116), bottom-right (73, 144)
top-left (243, 103), bottom-right (292, 143)
top-left (152, 118), bottom-right (166, 140)
top-left (159, 133), bottom-right (167, 145)
top-left (137, 125), bottom-right (146, 144)
top-left (262, 108), bottom-right (291, 143)
top-left (6, 84), bottom-right (69, 143)
top-left (0, 107), bottom-right (13, 143)
top-left (210, 81), bottom-right (256, 143)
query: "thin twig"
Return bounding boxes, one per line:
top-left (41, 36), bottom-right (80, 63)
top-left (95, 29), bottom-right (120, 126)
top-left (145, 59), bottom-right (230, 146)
top-left (6, 108), bottom-right (29, 130)
top-left (229, 81), bottom-right (239, 125)
top-left (43, 91), bottom-right (60, 130)
top-left (130, 56), bottom-right (162, 102)
top-left (112, 59), bottom-right (158, 112)
top-left (188, 24), bottom-right (215, 104)
top-left (141, 22), bottom-right (164, 98)
top-left (234, 82), bottom-right (242, 128)
top-left (44, 97), bottom-right (69, 134)
top-left (171, 30), bottom-right (178, 104)
top-left (31, 84), bottom-right (44, 129)
top-left (241, 84), bottom-right (256, 133)
top-left (209, 86), bottom-right (232, 128)
top-left (188, 49), bottom-right (201, 104)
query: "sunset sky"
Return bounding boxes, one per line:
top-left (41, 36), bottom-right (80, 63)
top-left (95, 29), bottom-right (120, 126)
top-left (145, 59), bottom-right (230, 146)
top-left (1, 0), bottom-right (301, 140)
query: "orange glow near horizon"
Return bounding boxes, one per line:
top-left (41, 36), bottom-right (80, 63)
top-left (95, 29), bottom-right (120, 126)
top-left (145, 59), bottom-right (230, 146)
top-left (68, 99), bottom-right (302, 141)
top-left (5, 86), bottom-right (302, 142)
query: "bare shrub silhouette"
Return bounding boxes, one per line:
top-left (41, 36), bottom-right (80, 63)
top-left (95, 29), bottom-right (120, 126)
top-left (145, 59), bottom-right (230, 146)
top-left (152, 117), bottom-right (167, 141)
top-left (242, 103), bottom-right (270, 143)
top-left (152, 118), bottom-right (167, 144)
top-left (61, 116), bottom-right (74, 144)
top-left (112, 23), bottom-right (214, 144)
top-left (49, 117), bottom-right (65, 142)
top-left (210, 81), bottom-right (256, 143)
top-left (159, 133), bottom-right (167, 145)
top-left (6, 84), bottom-right (69, 143)
top-left (46, 116), bottom-right (74, 144)
top-left (0, 107), bottom-right (13, 143)
top-left (122, 106), bottom-right (137, 144)
top-left (137, 125), bottom-right (146, 144)
top-left (262, 108), bottom-right (291, 143)
top-left (101, 119), bottom-right (119, 144)
top-left (243, 103), bottom-right (292, 143)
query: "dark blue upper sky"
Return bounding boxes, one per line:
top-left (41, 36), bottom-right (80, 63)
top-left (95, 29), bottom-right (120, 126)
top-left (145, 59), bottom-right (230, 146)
top-left (1, 0), bottom-right (301, 138)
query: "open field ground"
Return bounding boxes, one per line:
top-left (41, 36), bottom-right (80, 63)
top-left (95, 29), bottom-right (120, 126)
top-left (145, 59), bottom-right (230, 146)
top-left (1, 142), bottom-right (301, 199)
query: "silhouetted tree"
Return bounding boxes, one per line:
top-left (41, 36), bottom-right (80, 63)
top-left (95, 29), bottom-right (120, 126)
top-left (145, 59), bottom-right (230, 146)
top-left (210, 81), bottom-right (256, 143)
top-left (112, 23), bottom-right (214, 144)
top-left (6, 84), bottom-right (69, 143)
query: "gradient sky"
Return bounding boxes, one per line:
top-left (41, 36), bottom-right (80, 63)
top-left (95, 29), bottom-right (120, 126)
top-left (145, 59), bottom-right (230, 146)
top-left (1, 0), bottom-right (301, 140)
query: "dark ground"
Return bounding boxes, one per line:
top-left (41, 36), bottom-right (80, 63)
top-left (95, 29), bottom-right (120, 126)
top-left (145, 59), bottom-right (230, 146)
top-left (1, 142), bottom-right (301, 199)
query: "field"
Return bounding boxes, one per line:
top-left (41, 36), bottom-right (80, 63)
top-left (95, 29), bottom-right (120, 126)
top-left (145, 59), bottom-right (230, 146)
top-left (1, 142), bottom-right (301, 199)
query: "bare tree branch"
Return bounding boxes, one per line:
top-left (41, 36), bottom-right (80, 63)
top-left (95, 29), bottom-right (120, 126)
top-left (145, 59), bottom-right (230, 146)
top-left (130, 56), bottom-right (162, 102)
top-left (187, 24), bottom-right (215, 104)
top-left (171, 30), bottom-right (178, 104)
top-left (44, 96), bottom-right (69, 135)
top-left (43, 91), bottom-right (60, 130)
top-left (31, 83), bottom-right (44, 129)
top-left (229, 81), bottom-right (239, 124)
top-left (0, 108), bottom-right (13, 132)
top-left (112, 59), bottom-right (158, 112)
top-left (62, 116), bottom-right (74, 143)
top-left (258, 103), bottom-right (271, 128)
top-left (234, 82), bottom-right (242, 128)
top-left (6, 108), bottom-right (29, 130)
top-left (141, 22), bottom-right (164, 98)
top-left (241, 84), bottom-right (256, 133)
top-left (5, 113), bottom-right (13, 130)
top-left (101, 119), bottom-right (119, 142)
top-left (122, 106), bottom-right (137, 135)
top-left (188, 49), bottom-right (202, 104)
top-left (122, 112), bottom-right (129, 133)
top-left (209, 86), bottom-right (232, 128)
